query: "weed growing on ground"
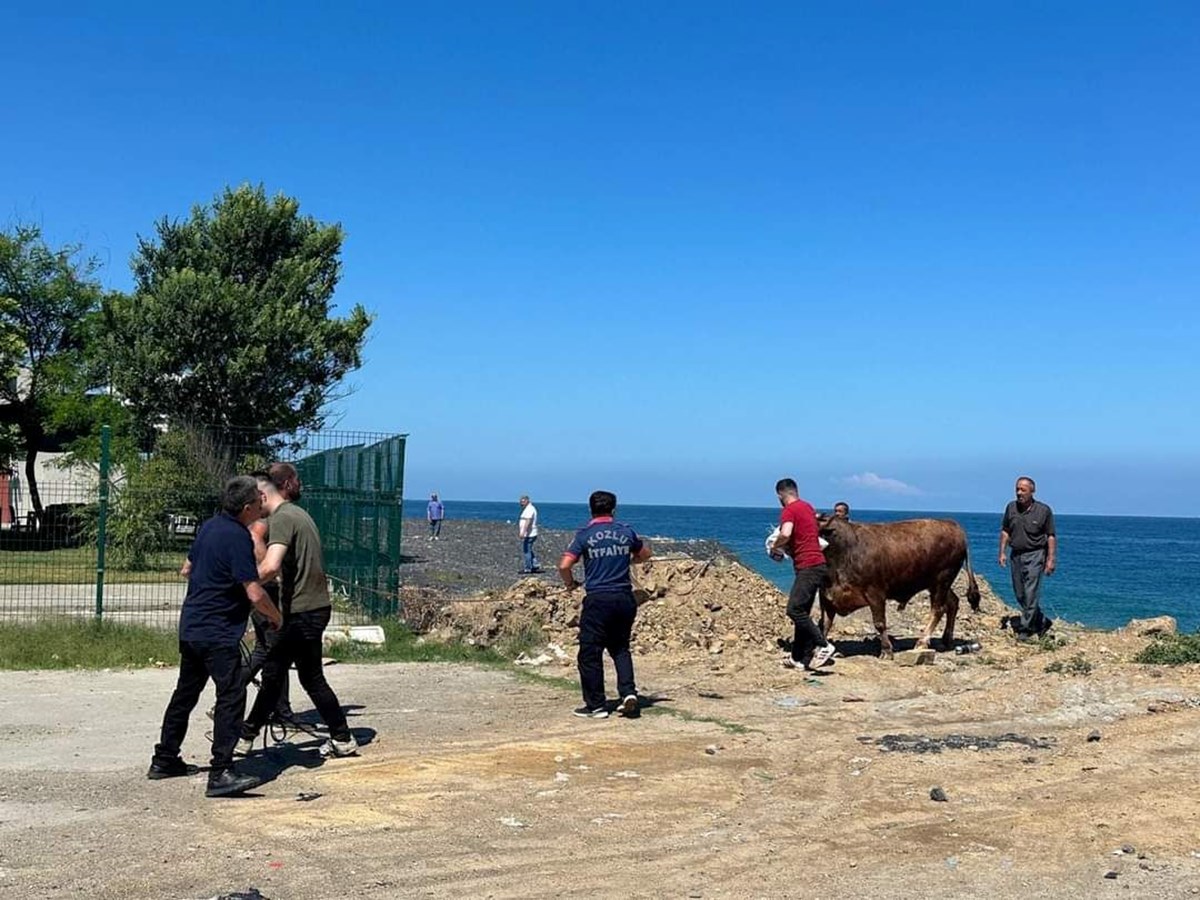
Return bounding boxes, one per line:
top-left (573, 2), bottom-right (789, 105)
top-left (1036, 633), bottom-right (1068, 652)
top-left (324, 618), bottom-right (505, 664)
top-left (1134, 633), bottom-right (1200, 665)
top-left (1045, 654), bottom-right (1092, 676)
top-left (496, 620), bottom-right (547, 659)
top-left (508, 667), bottom-right (578, 693)
top-left (643, 705), bottom-right (753, 735)
top-left (0, 619), bottom-right (180, 670)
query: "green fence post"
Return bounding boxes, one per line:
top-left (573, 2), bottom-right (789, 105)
top-left (94, 425), bottom-right (111, 621)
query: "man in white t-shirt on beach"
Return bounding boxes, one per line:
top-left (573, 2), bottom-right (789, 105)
top-left (518, 495), bottom-right (540, 573)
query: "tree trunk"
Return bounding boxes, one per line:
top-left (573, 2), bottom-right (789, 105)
top-left (24, 446), bottom-right (43, 529)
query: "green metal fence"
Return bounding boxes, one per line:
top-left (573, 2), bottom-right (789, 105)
top-left (0, 426), bottom-right (406, 629)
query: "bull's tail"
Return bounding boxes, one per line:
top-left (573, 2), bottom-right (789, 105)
top-left (964, 546), bottom-right (982, 611)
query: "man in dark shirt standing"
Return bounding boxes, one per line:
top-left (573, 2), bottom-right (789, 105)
top-left (559, 490), bottom-right (652, 720)
top-left (999, 476), bottom-right (1058, 639)
top-left (148, 476), bottom-right (283, 797)
top-left (769, 478), bottom-right (837, 671)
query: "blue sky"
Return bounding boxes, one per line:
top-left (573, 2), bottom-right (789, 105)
top-left (5, 2), bottom-right (1198, 516)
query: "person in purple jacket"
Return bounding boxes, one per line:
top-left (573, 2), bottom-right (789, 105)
top-left (427, 492), bottom-right (444, 540)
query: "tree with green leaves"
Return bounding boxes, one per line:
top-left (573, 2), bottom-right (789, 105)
top-left (0, 225), bottom-right (107, 526)
top-left (103, 184), bottom-right (373, 445)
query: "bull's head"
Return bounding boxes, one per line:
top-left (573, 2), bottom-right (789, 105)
top-left (816, 514), bottom-right (854, 564)
top-left (817, 514), bottom-right (851, 543)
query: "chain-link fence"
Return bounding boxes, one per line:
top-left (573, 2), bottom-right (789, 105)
top-left (0, 426), bottom-right (406, 629)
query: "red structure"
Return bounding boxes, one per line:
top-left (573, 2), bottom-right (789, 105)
top-left (0, 468), bottom-right (12, 526)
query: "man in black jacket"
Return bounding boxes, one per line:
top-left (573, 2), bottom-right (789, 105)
top-left (147, 476), bottom-right (283, 797)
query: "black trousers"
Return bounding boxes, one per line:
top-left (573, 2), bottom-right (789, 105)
top-left (787, 564), bottom-right (829, 663)
top-left (243, 606), bottom-right (351, 742)
top-left (245, 608), bottom-right (292, 716)
top-left (154, 639), bottom-right (245, 773)
top-left (577, 590), bottom-right (638, 710)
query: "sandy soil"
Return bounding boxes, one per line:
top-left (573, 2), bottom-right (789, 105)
top-left (4, 602), bottom-right (1200, 900)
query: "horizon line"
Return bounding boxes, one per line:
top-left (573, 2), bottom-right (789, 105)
top-left (402, 497), bottom-right (1200, 522)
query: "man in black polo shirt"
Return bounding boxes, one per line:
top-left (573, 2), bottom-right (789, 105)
top-left (148, 476), bottom-right (283, 797)
top-left (999, 476), bottom-right (1058, 639)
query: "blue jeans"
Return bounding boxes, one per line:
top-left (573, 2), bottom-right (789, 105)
top-left (428, 518), bottom-right (442, 537)
top-left (522, 536), bottom-right (539, 572)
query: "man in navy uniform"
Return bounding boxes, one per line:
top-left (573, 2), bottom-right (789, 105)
top-left (558, 490), bottom-right (652, 719)
top-left (148, 475), bottom-right (282, 797)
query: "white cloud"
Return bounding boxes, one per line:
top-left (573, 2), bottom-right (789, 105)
top-left (838, 472), bottom-right (922, 496)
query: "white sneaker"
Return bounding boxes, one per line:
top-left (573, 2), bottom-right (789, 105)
top-left (320, 737), bottom-right (360, 758)
top-left (810, 644), bottom-right (837, 669)
top-left (233, 736), bottom-right (256, 757)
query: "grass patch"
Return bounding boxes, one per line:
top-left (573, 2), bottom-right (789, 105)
top-left (643, 705), bottom-right (753, 735)
top-left (1135, 633), bottom-right (1200, 666)
top-left (1036, 633), bottom-right (1068, 652)
top-left (507, 667), bottom-right (579, 692)
top-left (1044, 653), bottom-right (1093, 676)
top-left (0, 618), bottom-right (179, 670)
top-left (496, 620), bottom-right (547, 660)
top-left (0, 546), bottom-right (186, 585)
top-left (427, 570), bottom-right (473, 585)
top-left (323, 618), bottom-right (505, 665)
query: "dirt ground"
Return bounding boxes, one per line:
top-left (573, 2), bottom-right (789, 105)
top-left (5, 565), bottom-right (1200, 899)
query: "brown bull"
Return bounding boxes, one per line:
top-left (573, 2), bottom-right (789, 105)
top-left (817, 517), bottom-right (981, 657)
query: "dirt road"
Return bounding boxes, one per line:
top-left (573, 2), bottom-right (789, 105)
top-left (4, 623), bottom-right (1200, 900)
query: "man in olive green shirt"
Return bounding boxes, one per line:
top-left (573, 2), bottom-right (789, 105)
top-left (238, 463), bottom-right (360, 758)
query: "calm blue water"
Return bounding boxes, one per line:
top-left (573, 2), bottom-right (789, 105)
top-left (406, 500), bottom-right (1200, 631)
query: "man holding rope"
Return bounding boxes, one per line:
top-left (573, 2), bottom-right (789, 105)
top-left (238, 463), bottom-right (360, 758)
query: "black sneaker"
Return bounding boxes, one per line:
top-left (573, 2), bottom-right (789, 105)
top-left (146, 758), bottom-right (199, 780)
top-left (573, 706), bottom-right (609, 719)
top-left (615, 695), bottom-right (640, 718)
top-left (205, 769), bottom-right (261, 798)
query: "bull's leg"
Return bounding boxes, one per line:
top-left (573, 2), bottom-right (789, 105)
top-left (918, 575), bottom-right (957, 650)
top-left (917, 598), bottom-right (945, 649)
top-left (940, 589), bottom-right (960, 649)
top-left (868, 592), bottom-right (893, 658)
top-left (818, 593), bottom-right (836, 639)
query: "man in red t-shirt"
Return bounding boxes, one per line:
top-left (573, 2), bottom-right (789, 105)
top-left (768, 478), bottom-right (836, 670)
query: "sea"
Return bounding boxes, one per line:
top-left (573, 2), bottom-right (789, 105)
top-left (405, 499), bottom-right (1200, 632)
